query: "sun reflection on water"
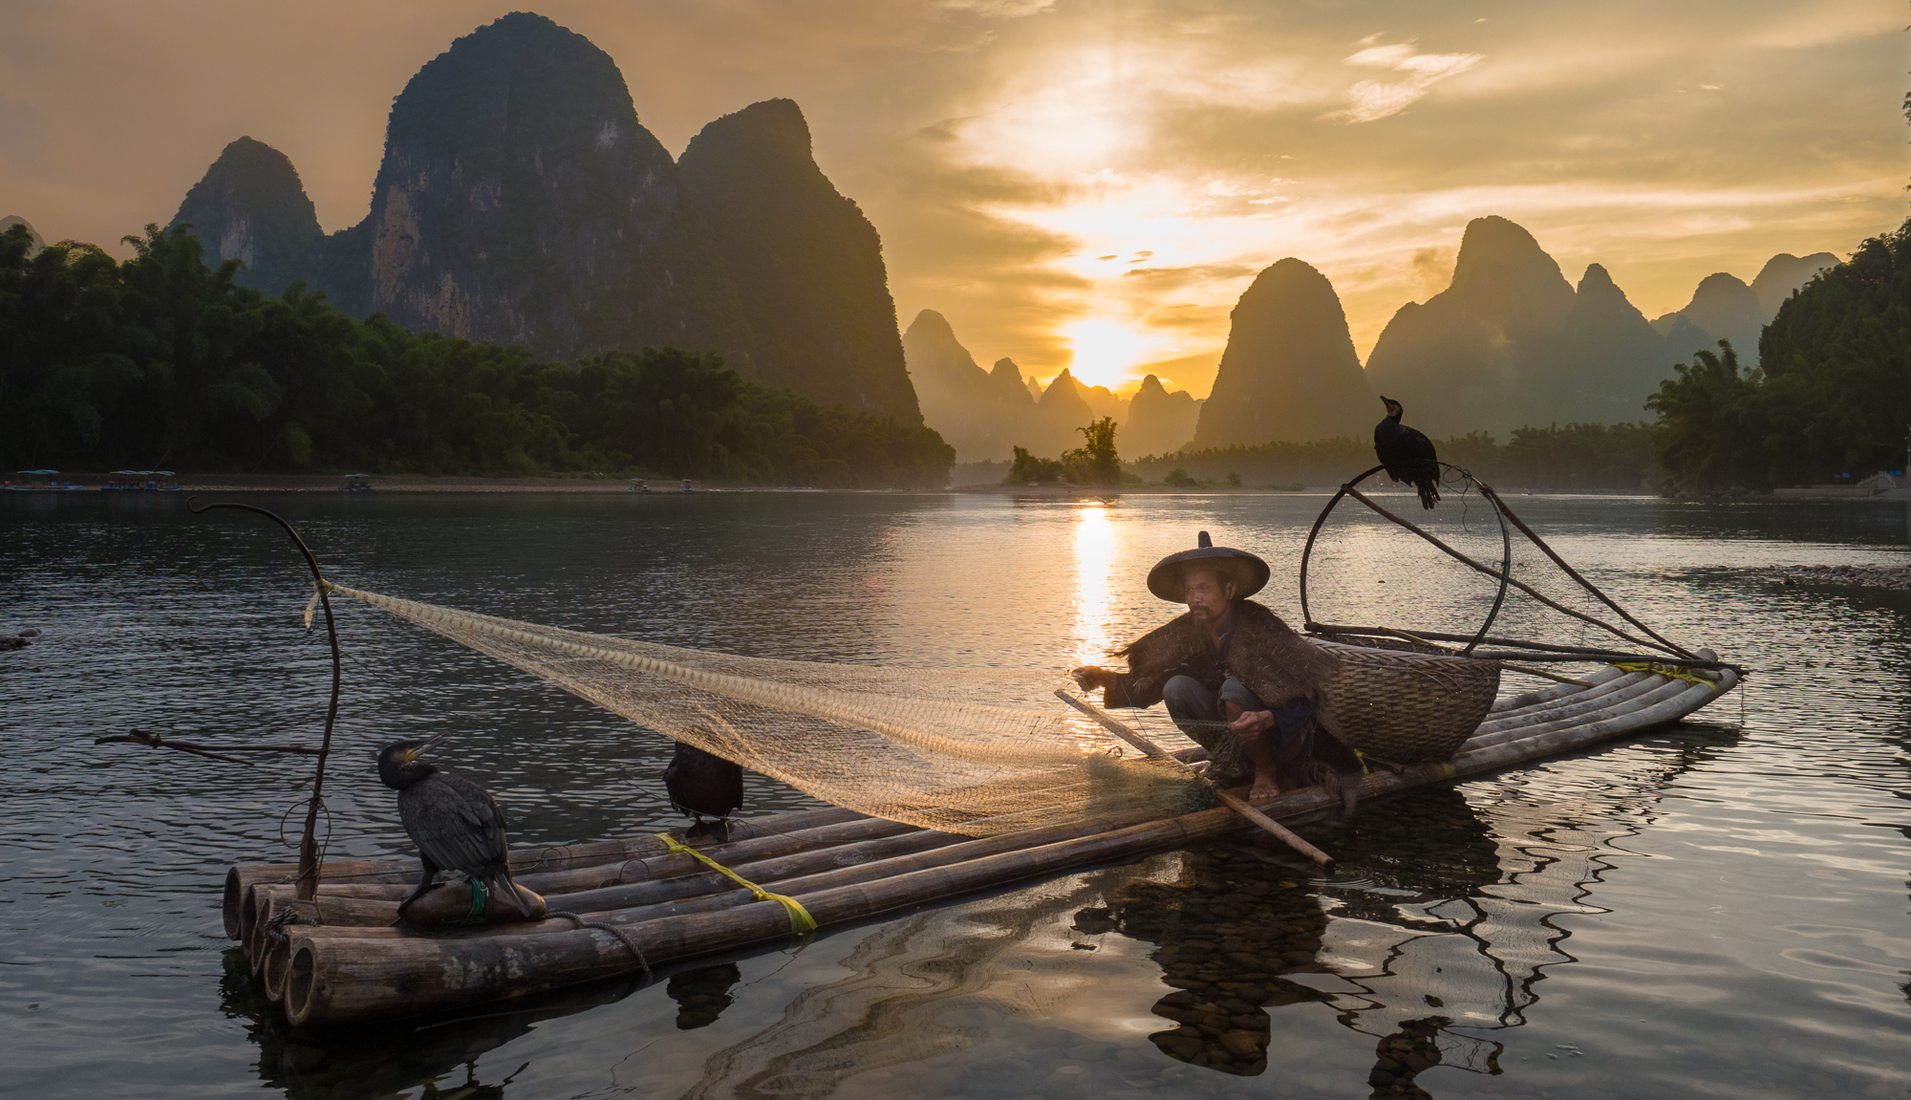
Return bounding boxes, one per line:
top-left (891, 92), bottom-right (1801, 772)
top-left (1073, 502), bottom-right (1118, 669)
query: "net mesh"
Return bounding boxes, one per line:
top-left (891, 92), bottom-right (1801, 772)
top-left (330, 585), bottom-right (1209, 836)
top-left (1303, 470), bottom-right (1694, 667)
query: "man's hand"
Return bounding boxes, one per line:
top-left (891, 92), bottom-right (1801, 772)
top-left (1230, 708), bottom-right (1275, 742)
top-left (1070, 665), bottom-right (1113, 692)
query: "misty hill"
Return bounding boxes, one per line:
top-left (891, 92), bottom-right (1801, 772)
top-left (1751, 252), bottom-right (1839, 316)
top-left (1032, 369), bottom-right (1098, 454)
top-left (903, 309), bottom-right (1033, 459)
top-left (1193, 258), bottom-right (1373, 447)
top-left (1360, 217), bottom-right (1844, 434)
top-left (1542, 263), bottom-right (1672, 424)
top-left (989, 358), bottom-right (1035, 409)
top-left (164, 12), bottom-right (919, 422)
top-left (1364, 217), bottom-right (1576, 436)
top-left (679, 99), bottom-right (918, 420)
top-left (1124, 374), bottom-right (1202, 456)
top-left (1652, 218), bottom-right (1908, 490)
top-left (1, 215), bottom-right (42, 249)
top-left (1652, 273), bottom-right (1763, 364)
top-left (904, 312), bottom-right (1201, 460)
top-left (1651, 253), bottom-right (1839, 365)
top-left (170, 137), bottom-right (322, 299)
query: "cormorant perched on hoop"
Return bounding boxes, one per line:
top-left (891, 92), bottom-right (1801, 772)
top-left (376, 735), bottom-right (533, 920)
top-left (664, 741), bottom-right (744, 839)
top-left (1373, 395), bottom-right (1441, 510)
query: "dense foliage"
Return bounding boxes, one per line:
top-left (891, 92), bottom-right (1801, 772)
top-left (1005, 417), bottom-right (1124, 486)
top-left (1649, 218), bottom-right (1911, 490)
top-left (1127, 424), bottom-right (1658, 491)
top-left (0, 224), bottom-right (953, 487)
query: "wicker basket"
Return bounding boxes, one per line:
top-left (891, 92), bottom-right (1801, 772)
top-left (1311, 637), bottom-right (1501, 763)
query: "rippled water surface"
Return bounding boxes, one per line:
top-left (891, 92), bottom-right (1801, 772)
top-left (2, 491), bottom-right (1907, 1099)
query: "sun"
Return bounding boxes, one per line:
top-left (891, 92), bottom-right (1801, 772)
top-left (1059, 317), bottom-right (1150, 391)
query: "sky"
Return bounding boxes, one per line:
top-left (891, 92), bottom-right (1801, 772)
top-left (2, 0), bottom-right (1905, 397)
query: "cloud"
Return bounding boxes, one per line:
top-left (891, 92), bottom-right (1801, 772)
top-left (936, 0), bottom-right (1055, 16)
top-left (1325, 39), bottom-right (1484, 123)
top-left (1121, 262), bottom-right (1260, 290)
top-left (1408, 246), bottom-right (1453, 298)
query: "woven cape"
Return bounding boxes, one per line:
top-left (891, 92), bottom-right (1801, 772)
top-left (1104, 599), bottom-right (1340, 715)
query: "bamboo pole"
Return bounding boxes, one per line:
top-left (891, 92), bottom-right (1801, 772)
top-left (1055, 690), bottom-right (1333, 866)
top-left (1341, 487), bottom-right (1671, 656)
top-left (224, 804), bottom-right (862, 938)
top-left (253, 799), bottom-right (1192, 984)
top-left (1475, 484), bottom-right (1696, 660)
top-left (277, 665), bottom-right (1735, 1025)
top-left (248, 817), bottom-right (963, 932)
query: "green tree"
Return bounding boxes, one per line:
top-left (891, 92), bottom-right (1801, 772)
top-left (1006, 445), bottom-right (1064, 484)
top-left (1061, 416), bottom-right (1121, 486)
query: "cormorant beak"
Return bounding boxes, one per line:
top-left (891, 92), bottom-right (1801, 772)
top-left (407, 733), bottom-right (451, 764)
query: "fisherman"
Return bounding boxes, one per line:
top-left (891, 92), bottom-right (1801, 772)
top-left (1071, 531), bottom-right (1349, 803)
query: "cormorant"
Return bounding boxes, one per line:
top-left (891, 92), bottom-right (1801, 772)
top-left (1373, 396), bottom-right (1442, 510)
top-left (663, 741), bottom-right (744, 839)
top-left (376, 736), bottom-right (532, 919)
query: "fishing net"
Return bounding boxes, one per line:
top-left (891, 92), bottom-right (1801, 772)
top-left (319, 472), bottom-right (1718, 838)
top-left (1300, 465), bottom-right (1701, 669)
top-left (328, 585), bottom-right (1209, 837)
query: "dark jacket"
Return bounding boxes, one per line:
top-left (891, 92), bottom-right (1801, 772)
top-left (1102, 598), bottom-right (1339, 715)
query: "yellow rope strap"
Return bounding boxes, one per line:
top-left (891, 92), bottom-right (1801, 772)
top-left (1611, 661), bottom-right (1723, 691)
top-left (656, 833), bottom-right (818, 935)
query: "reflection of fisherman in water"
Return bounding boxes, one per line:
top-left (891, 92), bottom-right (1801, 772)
top-left (1081, 725), bottom-right (1717, 1094)
top-left (1076, 787), bottom-right (1500, 1079)
top-left (1074, 842), bottom-right (1333, 1075)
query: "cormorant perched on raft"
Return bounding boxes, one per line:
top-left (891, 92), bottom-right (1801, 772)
top-left (664, 741), bottom-right (744, 839)
top-left (1373, 395), bottom-right (1442, 510)
top-left (376, 736), bottom-right (532, 919)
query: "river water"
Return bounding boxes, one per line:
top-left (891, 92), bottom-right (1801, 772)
top-left (2, 490), bottom-right (1906, 1099)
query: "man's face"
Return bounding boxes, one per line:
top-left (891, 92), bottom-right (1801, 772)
top-left (1182, 567), bottom-right (1233, 624)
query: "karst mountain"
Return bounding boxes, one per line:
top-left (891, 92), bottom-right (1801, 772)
top-left (168, 12), bottom-right (917, 421)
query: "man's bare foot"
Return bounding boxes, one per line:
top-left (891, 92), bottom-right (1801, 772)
top-left (1248, 773), bottom-right (1281, 802)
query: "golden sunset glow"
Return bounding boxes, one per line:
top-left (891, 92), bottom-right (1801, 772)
top-left (1058, 316), bottom-right (1159, 392)
top-left (1, 1), bottom-right (1901, 401)
top-left (1071, 502), bottom-right (1116, 668)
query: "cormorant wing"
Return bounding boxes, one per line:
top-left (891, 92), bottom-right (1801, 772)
top-left (399, 770), bottom-right (511, 876)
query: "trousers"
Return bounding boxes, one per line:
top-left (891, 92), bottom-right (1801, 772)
top-left (1162, 674), bottom-right (1321, 787)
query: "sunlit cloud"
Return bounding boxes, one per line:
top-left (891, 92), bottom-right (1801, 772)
top-left (937, 0), bottom-right (1055, 17)
top-left (1325, 38), bottom-right (1484, 123)
top-left (0, 0), bottom-right (1900, 405)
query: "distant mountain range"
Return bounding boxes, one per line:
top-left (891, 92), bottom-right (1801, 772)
top-left (166, 12), bottom-right (918, 422)
top-left (154, 12), bottom-right (1839, 451)
top-left (1363, 218), bottom-right (1833, 437)
top-left (902, 309), bottom-right (1202, 461)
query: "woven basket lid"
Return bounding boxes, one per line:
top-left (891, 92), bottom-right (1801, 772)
top-left (1147, 531), bottom-right (1270, 601)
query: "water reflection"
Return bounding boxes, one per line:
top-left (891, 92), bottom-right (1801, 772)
top-left (1077, 735), bottom-right (1720, 1094)
top-left (222, 944), bottom-right (635, 1100)
top-left (8, 492), bottom-right (1908, 1099)
top-left (667, 963), bottom-right (744, 1030)
top-left (1071, 502), bottom-right (1117, 668)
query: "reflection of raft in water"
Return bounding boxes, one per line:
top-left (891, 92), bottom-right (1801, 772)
top-left (226, 652), bottom-right (1737, 1026)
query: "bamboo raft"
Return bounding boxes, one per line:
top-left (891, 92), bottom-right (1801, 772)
top-left (225, 654), bottom-right (1738, 1026)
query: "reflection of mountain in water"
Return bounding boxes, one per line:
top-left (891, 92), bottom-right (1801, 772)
top-left (1085, 737), bottom-right (1715, 1093)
